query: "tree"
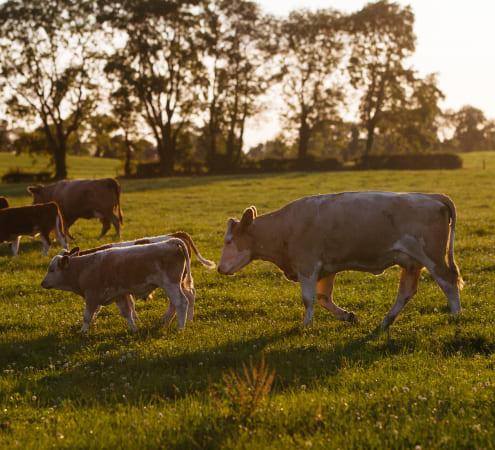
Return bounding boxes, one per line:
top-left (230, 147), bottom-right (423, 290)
top-left (0, 120), bottom-right (12, 153)
top-left (202, 0), bottom-right (277, 170)
top-left (86, 114), bottom-right (119, 158)
top-left (101, 0), bottom-right (206, 176)
top-left (277, 9), bottom-right (345, 161)
top-left (347, 0), bottom-right (416, 159)
top-left (377, 73), bottom-right (444, 153)
top-left (0, 0), bottom-right (101, 179)
top-left (450, 105), bottom-right (487, 152)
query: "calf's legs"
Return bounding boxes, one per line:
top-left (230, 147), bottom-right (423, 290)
top-left (160, 282), bottom-right (189, 330)
top-left (81, 303), bottom-right (101, 333)
top-left (116, 295), bottom-right (138, 332)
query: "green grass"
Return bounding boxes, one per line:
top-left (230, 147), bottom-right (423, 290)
top-left (0, 152), bottom-right (495, 448)
top-left (0, 153), bottom-right (121, 182)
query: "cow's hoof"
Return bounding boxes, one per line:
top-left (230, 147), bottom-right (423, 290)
top-left (346, 312), bottom-right (359, 324)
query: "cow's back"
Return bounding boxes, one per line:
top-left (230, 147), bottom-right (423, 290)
top-left (283, 192), bottom-right (452, 268)
top-left (52, 179), bottom-right (120, 217)
top-left (75, 241), bottom-right (185, 293)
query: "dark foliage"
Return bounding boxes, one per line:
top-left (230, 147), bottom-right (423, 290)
top-left (356, 153), bottom-right (463, 170)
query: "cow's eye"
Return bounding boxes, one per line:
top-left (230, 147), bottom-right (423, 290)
top-left (225, 239), bottom-right (232, 246)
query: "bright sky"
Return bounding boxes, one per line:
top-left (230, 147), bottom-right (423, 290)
top-left (246, 0), bottom-right (495, 147)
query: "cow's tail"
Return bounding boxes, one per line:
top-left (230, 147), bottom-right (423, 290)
top-left (54, 203), bottom-right (68, 250)
top-left (433, 194), bottom-right (464, 290)
top-left (173, 238), bottom-right (194, 291)
top-left (170, 231), bottom-right (216, 269)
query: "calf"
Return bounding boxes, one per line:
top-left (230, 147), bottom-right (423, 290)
top-left (0, 202), bottom-right (68, 257)
top-left (0, 196), bottom-right (9, 209)
top-left (73, 231), bottom-right (216, 324)
top-left (218, 191), bottom-right (464, 330)
top-left (41, 239), bottom-right (194, 332)
top-left (28, 178), bottom-right (123, 240)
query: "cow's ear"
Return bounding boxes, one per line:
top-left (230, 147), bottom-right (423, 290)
top-left (27, 185), bottom-right (40, 194)
top-left (59, 255), bottom-right (71, 269)
top-left (240, 206), bottom-right (256, 228)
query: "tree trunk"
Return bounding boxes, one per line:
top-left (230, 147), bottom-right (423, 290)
top-left (54, 145), bottom-right (67, 180)
top-left (124, 131), bottom-right (132, 177)
top-left (298, 118), bottom-right (310, 161)
top-left (158, 125), bottom-right (174, 176)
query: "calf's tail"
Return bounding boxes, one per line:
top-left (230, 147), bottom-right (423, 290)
top-left (170, 231), bottom-right (216, 269)
top-left (433, 194), bottom-right (464, 289)
top-left (173, 238), bottom-right (193, 291)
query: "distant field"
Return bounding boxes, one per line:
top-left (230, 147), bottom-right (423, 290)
top-left (0, 152), bottom-right (494, 448)
top-left (0, 153), bottom-right (121, 181)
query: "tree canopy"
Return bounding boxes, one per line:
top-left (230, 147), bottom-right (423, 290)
top-left (0, 0), bottom-right (490, 177)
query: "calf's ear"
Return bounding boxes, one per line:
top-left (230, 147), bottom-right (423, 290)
top-left (240, 206), bottom-right (257, 229)
top-left (68, 247), bottom-right (80, 256)
top-left (58, 255), bottom-right (71, 269)
top-left (27, 185), bottom-right (39, 194)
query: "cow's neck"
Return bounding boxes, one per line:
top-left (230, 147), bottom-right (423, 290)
top-left (251, 214), bottom-right (296, 280)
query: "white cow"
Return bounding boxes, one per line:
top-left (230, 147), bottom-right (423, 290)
top-left (218, 191), bottom-right (464, 329)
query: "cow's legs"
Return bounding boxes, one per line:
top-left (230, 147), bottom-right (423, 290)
top-left (40, 233), bottom-right (51, 257)
top-left (300, 275), bottom-right (318, 327)
top-left (81, 303), bottom-right (101, 333)
top-left (393, 237), bottom-right (462, 318)
top-left (317, 274), bottom-right (359, 323)
top-left (378, 266), bottom-right (422, 329)
top-left (116, 295), bottom-right (138, 332)
top-left (10, 236), bottom-right (20, 257)
top-left (96, 217), bottom-right (112, 240)
top-left (428, 262), bottom-right (462, 316)
top-left (161, 284), bottom-right (188, 329)
top-left (110, 213), bottom-right (121, 240)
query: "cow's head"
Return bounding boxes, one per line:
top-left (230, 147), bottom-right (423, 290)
top-left (218, 206), bottom-right (257, 275)
top-left (41, 247), bottom-right (79, 290)
top-left (28, 184), bottom-right (47, 204)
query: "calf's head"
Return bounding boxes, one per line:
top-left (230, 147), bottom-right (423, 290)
top-left (41, 247), bottom-right (79, 289)
top-left (218, 206), bottom-right (257, 275)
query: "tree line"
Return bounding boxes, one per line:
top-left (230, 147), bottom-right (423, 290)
top-left (0, 0), bottom-right (494, 179)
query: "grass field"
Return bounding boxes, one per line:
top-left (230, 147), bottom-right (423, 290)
top-left (0, 152), bottom-right (495, 448)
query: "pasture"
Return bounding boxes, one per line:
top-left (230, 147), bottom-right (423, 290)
top-left (0, 152), bottom-right (495, 448)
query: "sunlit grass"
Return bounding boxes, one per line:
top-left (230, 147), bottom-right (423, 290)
top-left (0, 151), bottom-right (494, 448)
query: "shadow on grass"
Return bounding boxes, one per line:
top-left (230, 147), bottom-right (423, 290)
top-left (2, 313), bottom-right (492, 413)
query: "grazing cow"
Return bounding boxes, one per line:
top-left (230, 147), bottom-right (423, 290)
top-left (0, 202), bottom-right (68, 257)
top-left (28, 178), bottom-right (123, 240)
top-left (0, 196), bottom-right (9, 209)
top-left (218, 191), bottom-right (464, 330)
top-left (73, 231), bottom-right (216, 324)
top-left (41, 239), bottom-right (194, 332)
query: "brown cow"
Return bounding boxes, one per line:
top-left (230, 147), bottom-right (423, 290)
top-left (0, 196), bottom-right (9, 209)
top-left (41, 239), bottom-right (194, 332)
top-left (218, 191), bottom-right (464, 330)
top-left (28, 178), bottom-right (123, 240)
top-left (71, 231), bottom-right (216, 324)
top-left (0, 202), bottom-right (68, 257)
